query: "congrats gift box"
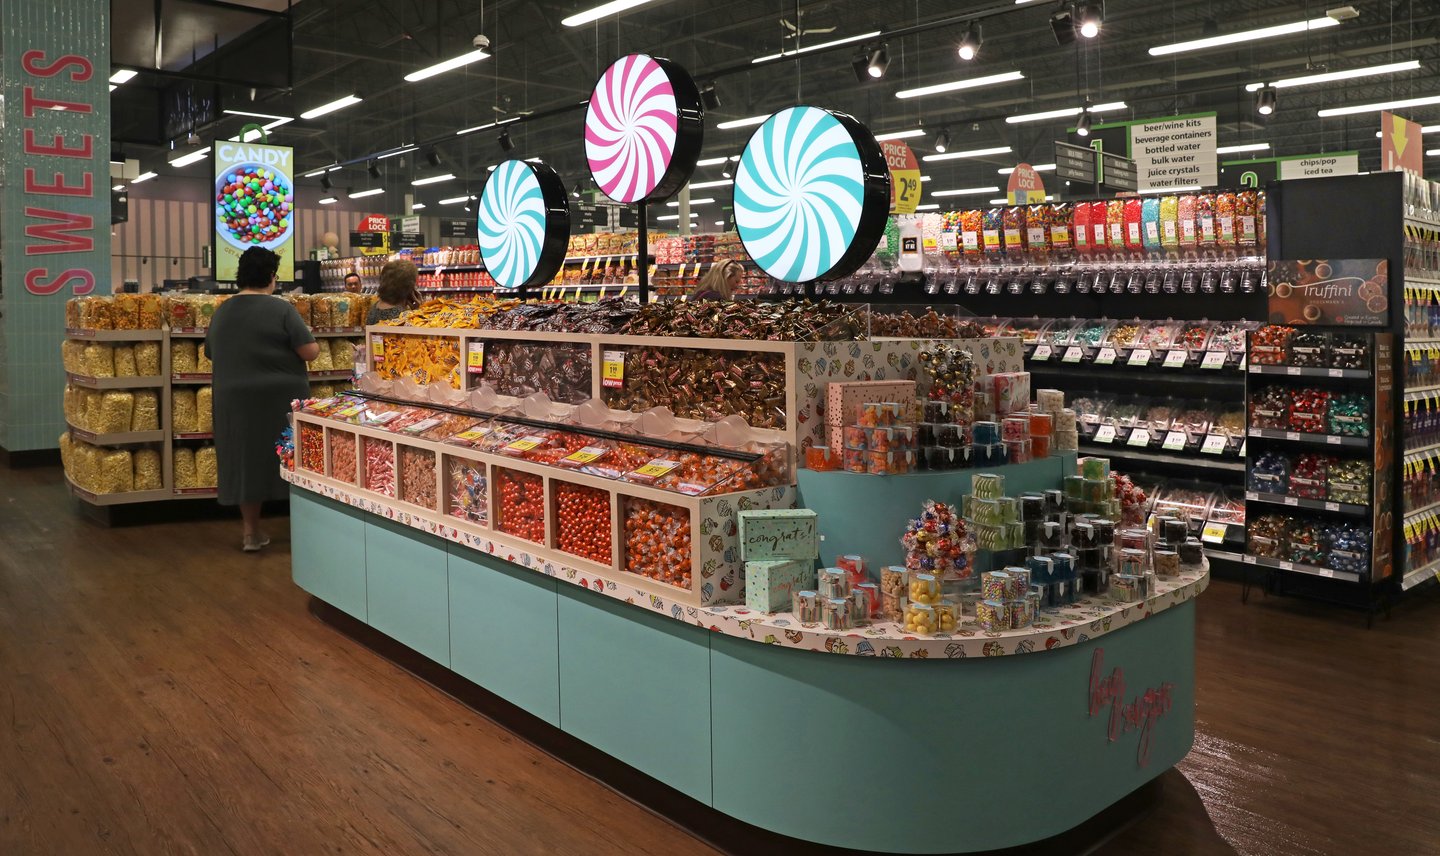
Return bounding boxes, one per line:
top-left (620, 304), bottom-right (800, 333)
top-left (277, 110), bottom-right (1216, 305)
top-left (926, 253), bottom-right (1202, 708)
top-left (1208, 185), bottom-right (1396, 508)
top-left (739, 508), bottom-right (820, 562)
top-left (745, 559), bottom-right (816, 612)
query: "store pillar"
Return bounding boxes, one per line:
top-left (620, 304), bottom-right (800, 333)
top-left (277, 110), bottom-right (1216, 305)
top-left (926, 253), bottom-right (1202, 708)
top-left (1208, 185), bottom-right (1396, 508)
top-left (0, 0), bottom-right (110, 455)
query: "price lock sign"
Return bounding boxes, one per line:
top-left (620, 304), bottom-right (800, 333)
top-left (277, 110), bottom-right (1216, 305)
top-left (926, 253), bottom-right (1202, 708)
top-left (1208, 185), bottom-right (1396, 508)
top-left (882, 140), bottom-right (922, 215)
top-left (602, 349), bottom-right (625, 388)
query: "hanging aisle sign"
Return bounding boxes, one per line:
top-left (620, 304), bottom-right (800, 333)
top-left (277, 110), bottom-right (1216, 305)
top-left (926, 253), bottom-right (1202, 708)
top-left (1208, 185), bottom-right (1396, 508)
top-left (477, 158), bottom-right (571, 290)
top-left (1128, 113), bottom-right (1216, 191)
top-left (585, 53), bottom-right (704, 204)
top-left (214, 141), bottom-right (295, 281)
top-left (733, 106), bottom-right (889, 283)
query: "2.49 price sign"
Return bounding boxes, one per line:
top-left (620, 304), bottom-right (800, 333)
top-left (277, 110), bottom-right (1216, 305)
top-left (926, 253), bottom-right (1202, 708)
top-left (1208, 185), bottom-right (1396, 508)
top-left (881, 139), bottom-right (921, 215)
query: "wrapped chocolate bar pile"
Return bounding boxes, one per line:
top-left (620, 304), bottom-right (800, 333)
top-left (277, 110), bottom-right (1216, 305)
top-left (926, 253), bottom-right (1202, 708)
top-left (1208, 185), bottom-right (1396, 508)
top-left (622, 299), bottom-right (863, 341)
top-left (602, 347), bottom-right (787, 429)
top-left (483, 341), bottom-right (593, 403)
top-left (867, 309), bottom-right (985, 340)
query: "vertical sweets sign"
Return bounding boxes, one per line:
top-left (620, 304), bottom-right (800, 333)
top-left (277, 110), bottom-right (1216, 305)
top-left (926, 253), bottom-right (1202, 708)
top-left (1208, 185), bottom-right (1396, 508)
top-left (213, 141), bottom-right (296, 283)
top-left (1, 0), bottom-right (111, 452)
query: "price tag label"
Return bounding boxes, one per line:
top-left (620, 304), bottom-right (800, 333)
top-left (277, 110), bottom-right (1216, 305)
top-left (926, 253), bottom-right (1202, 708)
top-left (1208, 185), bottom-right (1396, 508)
top-left (454, 427), bottom-right (491, 442)
top-left (1324, 501), bottom-right (1340, 512)
top-left (1093, 425), bottom-right (1117, 444)
top-left (1200, 434), bottom-right (1227, 454)
top-left (1327, 368), bottom-right (1344, 378)
top-left (1201, 351), bottom-right (1226, 369)
top-left (335, 404), bottom-right (364, 419)
top-left (502, 436), bottom-right (546, 453)
top-left (1128, 428), bottom-right (1151, 447)
top-left (1315, 567), bottom-right (1335, 578)
top-left (630, 459), bottom-right (680, 480)
top-left (1062, 346), bottom-right (1084, 363)
top-left (1163, 350), bottom-right (1187, 368)
top-left (563, 445), bottom-right (608, 465)
top-left (1201, 522), bottom-right (1228, 544)
top-left (467, 342), bottom-right (485, 375)
top-left (1283, 496), bottom-right (1299, 506)
top-left (1128, 348), bottom-right (1152, 367)
top-left (1095, 347), bottom-right (1117, 365)
top-left (1032, 344), bottom-right (1053, 361)
top-left (1285, 431), bottom-right (1301, 441)
top-left (602, 349), bottom-right (625, 388)
top-left (1286, 366), bottom-right (1301, 376)
top-left (1162, 430), bottom-right (1188, 451)
top-left (402, 417), bottom-right (443, 435)
top-left (1278, 560), bottom-right (1295, 571)
top-left (370, 335), bottom-right (385, 358)
top-left (1326, 435), bottom-right (1342, 445)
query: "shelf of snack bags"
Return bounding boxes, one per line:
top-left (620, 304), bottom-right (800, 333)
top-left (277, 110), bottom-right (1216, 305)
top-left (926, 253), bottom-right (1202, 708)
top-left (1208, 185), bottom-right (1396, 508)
top-left (288, 383), bottom-right (793, 609)
top-left (1243, 512), bottom-right (1373, 584)
top-left (61, 336), bottom-right (167, 390)
top-left (1072, 389), bottom-right (1247, 464)
top-left (367, 299), bottom-right (1028, 457)
top-left (60, 431), bottom-right (171, 504)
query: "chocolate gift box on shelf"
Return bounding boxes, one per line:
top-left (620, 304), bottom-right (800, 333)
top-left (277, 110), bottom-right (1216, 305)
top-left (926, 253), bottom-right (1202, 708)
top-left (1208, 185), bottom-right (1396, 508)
top-left (738, 508), bottom-right (820, 562)
top-left (745, 559), bottom-right (818, 612)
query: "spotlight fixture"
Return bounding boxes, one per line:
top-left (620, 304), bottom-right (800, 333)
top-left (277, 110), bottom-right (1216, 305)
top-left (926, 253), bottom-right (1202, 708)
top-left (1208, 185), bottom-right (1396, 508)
top-left (1076, 110), bottom-right (1093, 137)
top-left (367, 159), bottom-right (381, 179)
top-left (1256, 85), bottom-right (1278, 116)
top-left (851, 52), bottom-right (871, 83)
top-left (933, 129), bottom-right (951, 154)
top-left (425, 147), bottom-right (443, 167)
top-left (1076, 2), bottom-right (1103, 38)
top-left (958, 23), bottom-right (982, 61)
top-left (498, 129), bottom-right (514, 152)
top-left (320, 174), bottom-right (333, 191)
top-left (701, 82), bottom-right (721, 110)
top-left (866, 44), bottom-right (890, 79)
top-left (571, 183), bottom-right (582, 198)
top-left (722, 164), bottom-right (733, 179)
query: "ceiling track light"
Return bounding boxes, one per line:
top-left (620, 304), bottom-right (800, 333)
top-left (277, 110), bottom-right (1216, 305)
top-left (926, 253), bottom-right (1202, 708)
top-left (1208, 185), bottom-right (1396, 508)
top-left (958, 22), bottom-right (982, 61)
top-left (701, 82), bottom-right (721, 110)
top-left (934, 129), bottom-right (951, 153)
top-left (498, 129), bottom-right (514, 152)
top-left (367, 159), bottom-right (381, 179)
top-left (1050, 6), bottom-right (1076, 46)
top-left (1075, 1), bottom-right (1103, 38)
top-left (572, 183), bottom-right (583, 198)
top-left (866, 44), bottom-right (890, 80)
top-left (320, 175), bottom-right (333, 191)
top-left (425, 147), bottom-right (443, 168)
top-left (1256, 85), bottom-right (1278, 117)
top-left (1076, 102), bottom-right (1094, 137)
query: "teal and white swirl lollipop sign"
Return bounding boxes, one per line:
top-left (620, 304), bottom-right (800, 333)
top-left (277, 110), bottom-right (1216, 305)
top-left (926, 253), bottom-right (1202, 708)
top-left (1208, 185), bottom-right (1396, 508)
top-left (477, 159), bottom-right (570, 290)
top-left (733, 105), bottom-right (889, 283)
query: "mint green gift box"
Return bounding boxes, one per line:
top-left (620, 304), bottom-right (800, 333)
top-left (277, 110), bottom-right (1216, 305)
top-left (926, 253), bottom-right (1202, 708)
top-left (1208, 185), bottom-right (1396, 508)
top-left (738, 508), bottom-right (820, 562)
top-left (745, 560), bottom-right (816, 612)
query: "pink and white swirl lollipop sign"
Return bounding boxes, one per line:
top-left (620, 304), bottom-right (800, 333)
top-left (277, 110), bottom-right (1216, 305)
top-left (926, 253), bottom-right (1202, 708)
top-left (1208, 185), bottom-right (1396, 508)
top-left (585, 53), bottom-right (703, 205)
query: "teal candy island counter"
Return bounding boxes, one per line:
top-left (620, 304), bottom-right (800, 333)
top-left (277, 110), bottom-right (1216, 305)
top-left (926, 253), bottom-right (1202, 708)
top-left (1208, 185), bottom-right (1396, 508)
top-left (286, 425), bottom-right (1205, 854)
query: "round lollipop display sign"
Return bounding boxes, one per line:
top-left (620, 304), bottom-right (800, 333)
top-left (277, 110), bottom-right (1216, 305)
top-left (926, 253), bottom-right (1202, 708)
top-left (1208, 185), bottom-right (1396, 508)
top-left (584, 53), bottom-right (704, 204)
top-left (733, 106), bottom-right (890, 283)
top-left (476, 159), bottom-right (571, 290)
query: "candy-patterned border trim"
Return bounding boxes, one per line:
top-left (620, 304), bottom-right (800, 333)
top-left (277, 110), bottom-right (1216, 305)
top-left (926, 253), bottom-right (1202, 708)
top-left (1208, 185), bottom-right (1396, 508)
top-left (284, 469), bottom-right (1208, 659)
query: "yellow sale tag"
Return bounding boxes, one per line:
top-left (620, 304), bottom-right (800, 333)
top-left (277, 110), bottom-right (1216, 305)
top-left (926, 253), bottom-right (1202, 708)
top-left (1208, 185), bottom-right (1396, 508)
top-left (336, 405), bottom-right (364, 419)
top-left (564, 446), bottom-right (608, 465)
top-left (1200, 522), bottom-right (1228, 544)
top-left (467, 343), bottom-right (484, 372)
top-left (370, 335), bottom-right (385, 358)
top-left (602, 349), bottom-right (625, 388)
top-left (631, 459), bottom-right (679, 479)
top-left (455, 428), bottom-right (490, 441)
top-left (503, 436), bottom-right (545, 453)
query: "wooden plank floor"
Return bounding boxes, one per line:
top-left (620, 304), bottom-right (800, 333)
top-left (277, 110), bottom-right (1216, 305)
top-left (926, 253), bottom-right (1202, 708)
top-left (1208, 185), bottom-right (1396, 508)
top-left (2, 464), bottom-right (1436, 856)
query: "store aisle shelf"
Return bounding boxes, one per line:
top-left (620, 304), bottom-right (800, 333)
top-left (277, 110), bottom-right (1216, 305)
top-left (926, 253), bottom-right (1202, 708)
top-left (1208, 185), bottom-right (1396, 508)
top-left (65, 477), bottom-right (173, 506)
top-left (1077, 441), bottom-right (1246, 473)
top-left (64, 328), bottom-right (165, 342)
top-left (1242, 553), bottom-right (1362, 583)
top-left (1404, 499), bottom-right (1440, 520)
top-left (171, 374), bottom-right (213, 384)
top-left (1403, 441), bottom-right (1440, 457)
top-left (66, 374), bottom-right (165, 390)
top-left (1204, 547), bottom-right (1246, 563)
top-left (1403, 383), bottom-right (1440, 396)
top-left (173, 488), bottom-right (219, 499)
top-left (1246, 427), bottom-right (1369, 448)
top-left (67, 426), bottom-right (165, 445)
top-left (1401, 558), bottom-right (1440, 591)
top-left (1245, 491), bottom-right (1369, 517)
top-left (173, 432), bottom-right (214, 440)
top-left (1247, 364), bottom-right (1371, 380)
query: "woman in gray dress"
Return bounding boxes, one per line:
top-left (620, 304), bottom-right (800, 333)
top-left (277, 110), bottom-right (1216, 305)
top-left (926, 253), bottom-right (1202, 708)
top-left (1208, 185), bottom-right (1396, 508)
top-left (205, 247), bottom-right (320, 551)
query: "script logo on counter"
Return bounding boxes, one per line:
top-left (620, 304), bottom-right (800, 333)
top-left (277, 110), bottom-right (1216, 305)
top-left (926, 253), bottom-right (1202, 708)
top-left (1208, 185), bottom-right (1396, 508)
top-left (1087, 648), bottom-right (1174, 767)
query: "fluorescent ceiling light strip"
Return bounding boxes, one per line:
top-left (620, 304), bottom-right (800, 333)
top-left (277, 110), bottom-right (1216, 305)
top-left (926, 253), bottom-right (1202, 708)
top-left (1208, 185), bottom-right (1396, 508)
top-left (318, 197), bottom-right (338, 204)
top-left (1428, 148), bottom-right (1440, 156)
top-left (931, 186), bottom-right (1000, 197)
top-left (1216, 143), bottom-right (1270, 154)
top-left (562, 0), bottom-right (659, 27)
top-left (895, 70), bottom-right (1024, 100)
top-left (1138, 185), bottom-right (1202, 194)
top-left (1244, 59), bottom-right (1421, 92)
top-left (169, 147), bottom-right (211, 167)
top-left (998, 163), bottom-right (1056, 174)
top-left (378, 146), bottom-right (418, 160)
top-left (109, 69), bottom-right (137, 84)
top-left (439, 195), bottom-right (474, 205)
top-left (656, 213), bottom-right (699, 220)
top-left (349, 188), bottom-right (385, 198)
top-left (412, 173), bottom-right (457, 186)
top-left (915, 203), bottom-right (939, 211)
top-left (109, 85), bottom-right (117, 92)
top-left (922, 145), bottom-right (1012, 163)
top-left (304, 166), bottom-right (341, 177)
top-left (404, 49), bottom-right (490, 82)
top-left (921, 175), bottom-right (931, 182)
top-left (666, 198), bottom-right (714, 206)
top-left (223, 109), bottom-right (289, 120)
top-left (1151, 17), bottom-right (1340, 56)
top-left (300, 94), bottom-right (362, 120)
top-left (411, 203), bottom-right (427, 210)
top-left (112, 184), bottom-right (126, 191)
top-left (751, 30), bottom-right (881, 64)
top-left (688, 179), bottom-right (733, 189)
top-left (717, 114), bottom-right (770, 130)
top-left (131, 172), bottom-right (157, 184)
top-left (874, 129), bottom-right (926, 141)
top-left (1006, 101), bottom-right (1127, 124)
top-left (1318, 93), bottom-right (1440, 117)
top-left (695, 155), bottom-right (739, 166)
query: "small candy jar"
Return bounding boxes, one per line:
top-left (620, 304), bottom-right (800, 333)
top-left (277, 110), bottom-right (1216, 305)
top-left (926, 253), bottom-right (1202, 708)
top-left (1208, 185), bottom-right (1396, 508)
top-left (822, 596), bottom-right (854, 630)
top-left (908, 572), bottom-right (942, 606)
top-left (904, 602), bottom-right (937, 635)
top-left (934, 600), bottom-right (960, 634)
top-left (792, 590), bottom-right (821, 623)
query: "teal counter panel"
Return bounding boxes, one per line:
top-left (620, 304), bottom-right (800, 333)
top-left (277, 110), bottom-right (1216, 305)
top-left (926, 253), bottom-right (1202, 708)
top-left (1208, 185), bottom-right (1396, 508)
top-left (290, 488), bottom-right (368, 622)
top-left (365, 517), bottom-right (451, 667)
top-left (557, 587), bottom-right (713, 803)
top-left (448, 547), bottom-right (561, 726)
top-left (709, 601), bottom-right (1195, 854)
top-left (797, 453), bottom-right (1077, 567)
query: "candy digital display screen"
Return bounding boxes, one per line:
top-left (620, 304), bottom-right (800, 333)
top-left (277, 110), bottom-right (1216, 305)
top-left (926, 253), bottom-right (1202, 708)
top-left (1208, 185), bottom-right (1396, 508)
top-left (213, 141), bottom-right (296, 283)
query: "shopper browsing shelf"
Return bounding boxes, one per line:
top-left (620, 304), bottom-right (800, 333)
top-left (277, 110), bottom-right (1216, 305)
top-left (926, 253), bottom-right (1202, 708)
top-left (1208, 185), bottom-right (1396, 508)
top-left (366, 259), bottom-right (421, 325)
top-left (204, 247), bottom-right (320, 552)
top-left (342, 272), bottom-right (363, 294)
top-left (688, 259), bottom-right (743, 301)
